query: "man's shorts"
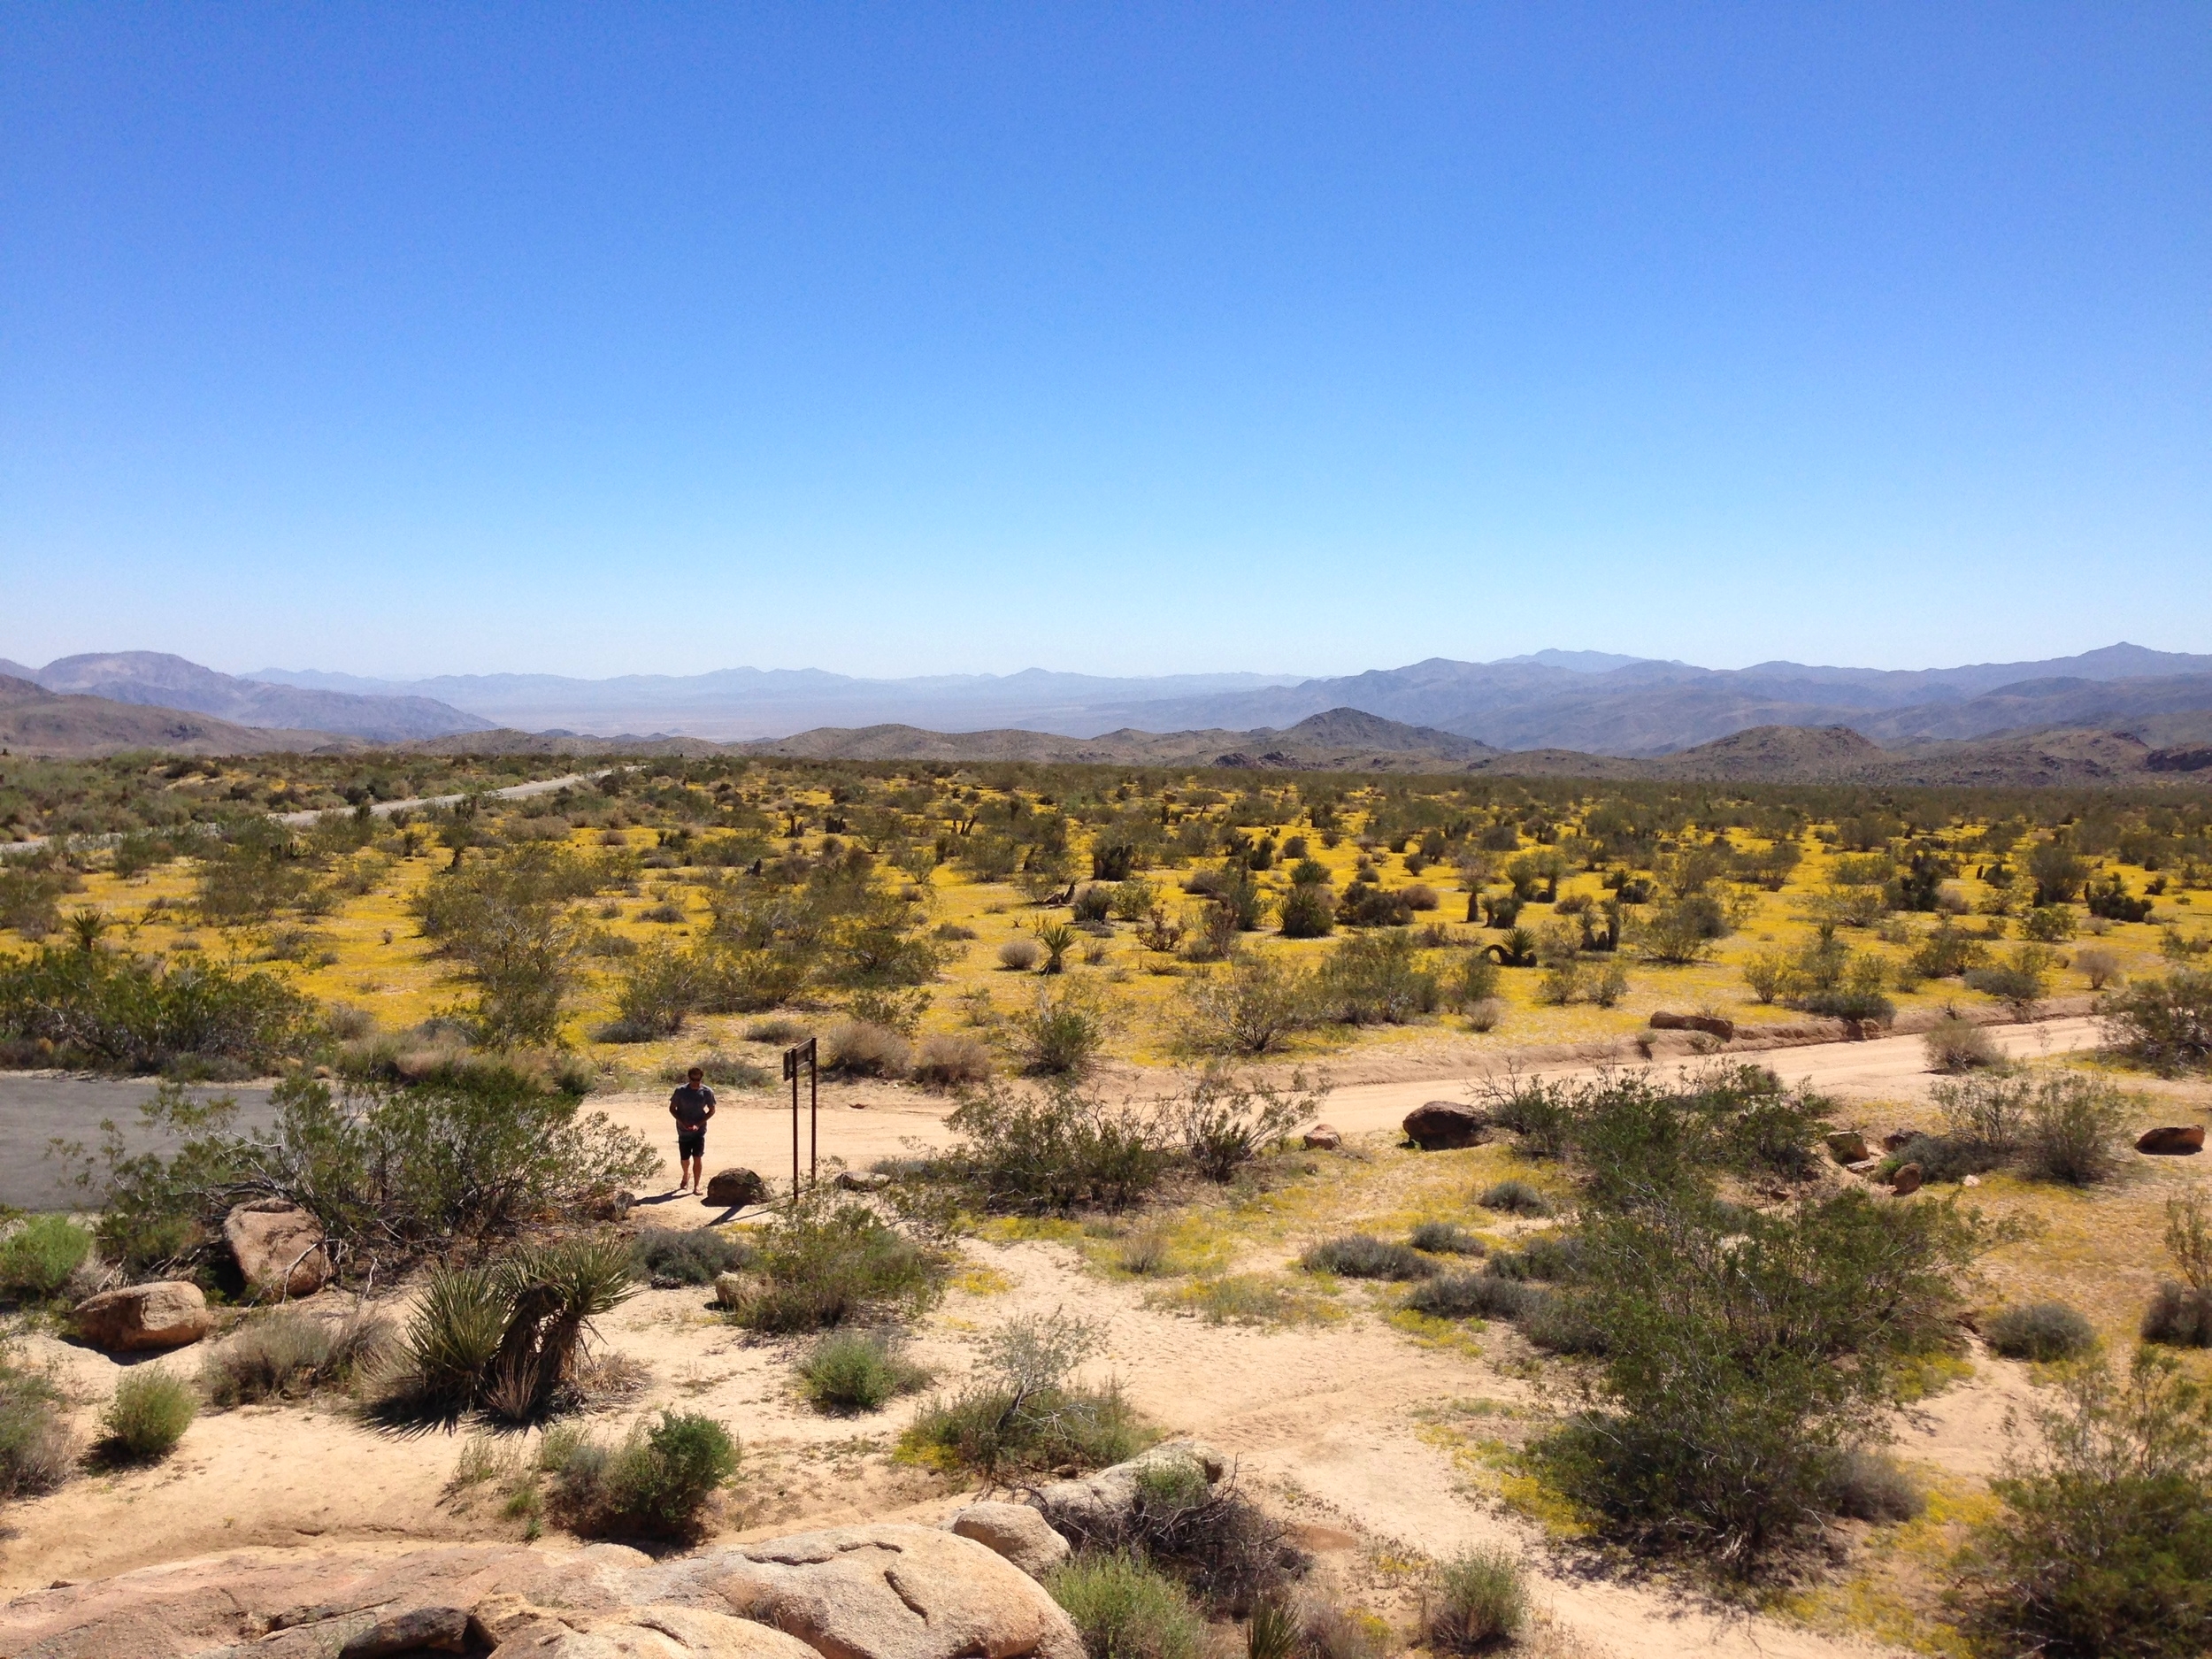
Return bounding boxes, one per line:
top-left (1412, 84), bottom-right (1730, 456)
top-left (677, 1129), bottom-right (706, 1160)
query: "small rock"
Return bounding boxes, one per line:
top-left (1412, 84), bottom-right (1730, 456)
top-left (1846, 1156), bottom-right (1882, 1176)
top-left (947, 1502), bottom-right (1071, 1580)
top-left (1962, 1174), bottom-right (1981, 1187)
top-left (1302, 1124), bottom-right (1341, 1150)
top-left (834, 1170), bottom-right (890, 1193)
top-left (1825, 1130), bottom-right (1870, 1164)
top-left (1650, 1011), bottom-right (1735, 1041)
top-left (1890, 1163), bottom-right (1924, 1196)
top-left (71, 1281), bottom-right (211, 1351)
top-left (2137, 1125), bottom-right (2205, 1156)
top-left (703, 1168), bottom-right (767, 1207)
top-left (1402, 1102), bottom-right (1486, 1150)
top-left (338, 1605), bottom-right (468, 1659)
top-left (224, 1200), bottom-right (332, 1300)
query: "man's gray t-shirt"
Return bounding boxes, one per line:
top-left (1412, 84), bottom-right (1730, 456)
top-left (671, 1085), bottom-right (716, 1130)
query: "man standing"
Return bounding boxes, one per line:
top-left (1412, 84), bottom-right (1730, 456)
top-left (668, 1066), bottom-right (717, 1194)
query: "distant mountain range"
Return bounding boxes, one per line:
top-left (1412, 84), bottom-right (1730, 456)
top-left (245, 641), bottom-right (2212, 755)
top-left (4, 642), bottom-right (2209, 787)
top-left (0, 653), bottom-right (493, 742)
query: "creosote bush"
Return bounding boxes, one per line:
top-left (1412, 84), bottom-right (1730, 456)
top-left (98, 1369), bottom-right (195, 1463)
top-left (939, 1080), bottom-right (1171, 1215)
top-left (1046, 1553), bottom-right (1204, 1659)
top-left (723, 1191), bottom-right (941, 1333)
top-left (629, 1226), bottom-right (755, 1288)
top-left (900, 1310), bottom-right (1150, 1479)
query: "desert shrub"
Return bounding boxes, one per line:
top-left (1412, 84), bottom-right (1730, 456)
top-left (1314, 931), bottom-right (1439, 1025)
top-left (0, 1215), bottom-right (92, 1301)
top-left (1404, 1271), bottom-right (1537, 1321)
top-left (1047, 1553), bottom-right (1204, 1659)
top-left (0, 1355), bottom-right (71, 1498)
top-left (1951, 1348), bottom-right (2212, 1659)
top-left (1007, 982), bottom-right (1109, 1075)
top-left (1401, 883), bottom-right (1440, 912)
top-left (1882, 1133), bottom-right (2003, 1186)
top-left (744, 1015), bottom-right (808, 1044)
top-left (1114, 1227), bottom-right (1173, 1276)
top-left (0, 945), bottom-right (314, 1074)
top-left (1827, 1448), bottom-right (1924, 1522)
top-left (2020, 1073), bottom-right (2129, 1185)
top-left (901, 1311), bottom-right (1151, 1478)
top-left (630, 1226), bottom-right (754, 1287)
top-left (600, 942), bottom-right (702, 1041)
top-left (910, 1032), bottom-right (993, 1088)
top-left (1924, 1016), bottom-right (2001, 1073)
top-left (1535, 1101), bottom-right (1986, 1569)
top-left (797, 1330), bottom-right (930, 1415)
top-left (1071, 885), bottom-right (1114, 924)
top-left (1175, 956), bottom-right (1315, 1056)
top-left (2020, 905), bottom-right (2078, 943)
top-left (2073, 946), bottom-right (2122, 991)
top-left (1169, 1068), bottom-right (1324, 1182)
top-left (99, 1369), bottom-right (195, 1463)
top-left (824, 1017), bottom-right (911, 1078)
top-left (726, 1193), bottom-right (941, 1334)
top-left (2101, 968), bottom-right (2212, 1072)
top-left (998, 936), bottom-right (1044, 971)
top-left (88, 1066), bottom-right (658, 1268)
top-left (203, 1307), bottom-right (395, 1406)
top-left (1276, 884), bottom-right (1333, 939)
top-left (1640, 898), bottom-right (1725, 964)
top-left (382, 1234), bottom-right (636, 1425)
top-left (545, 1409), bottom-right (739, 1540)
top-left (1477, 1179), bottom-right (1553, 1217)
top-left (1486, 1233), bottom-right (1584, 1283)
top-left (1986, 1302), bottom-right (2096, 1363)
top-left (1425, 1547), bottom-right (1528, 1651)
top-left (1930, 1071), bottom-right (2032, 1161)
top-left (1300, 1234), bottom-right (1435, 1280)
top-left (1966, 944), bottom-right (2061, 1018)
top-left (941, 1079), bottom-right (1171, 1214)
top-left (1446, 951), bottom-right (1501, 1011)
top-left (655, 1051), bottom-right (770, 1088)
top-left (1409, 1221), bottom-right (1486, 1256)
top-left (2142, 1283), bottom-right (2212, 1348)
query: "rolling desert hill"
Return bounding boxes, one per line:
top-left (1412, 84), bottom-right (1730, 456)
top-left (24, 653), bottom-right (493, 742)
top-left (0, 675), bottom-right (338, 757)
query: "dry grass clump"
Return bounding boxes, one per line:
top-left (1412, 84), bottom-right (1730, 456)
top-left (1300, 1234), bottom-right (1435, 1281)
top-left (1924, 1014), bottom-right (2001, 1072)
top-left (997, 935), bottom-right (1044, 971)
top-left (1985, 1302), bottom-right (2096, 1363)
top-left (1424, 1548), bottom-right (1529, 1650)
top-left (824, 1017), bottom-right (910, 1078)
top-left (910, 1032), bottom-right (993, 1088)
top-left (203, 1308), bottom-right (396, 1406)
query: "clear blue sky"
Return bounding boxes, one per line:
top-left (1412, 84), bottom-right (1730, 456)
top-left (4, 4), bottom-right (2206, 680)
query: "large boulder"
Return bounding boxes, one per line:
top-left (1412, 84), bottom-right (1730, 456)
top-left (71, 1280), bottom-right (211, 1351)
top-left (672, 1525), bottom-right (1083, 1659)
top-left (224, 1199), bottom-right (333, 1300)
top-left (946, 1502), bottom-right (1071, 1580)
top-left (704, 1168), bottom-right (768, 1207)
top-left (2137, 1125), bottom-right (2205, 1156)
top-left (0, 1529), bottom-right (1085, 1659)
top-left (1402, 1102), bottom-right (1486, 1150)
top-left (1029, 1440), bottom-right (1229, 1543)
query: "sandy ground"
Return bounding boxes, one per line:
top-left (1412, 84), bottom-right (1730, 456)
top-left (3, 1012), bottom-right (2199, 1659)
top-left (594, 1015), bottom-right (2109, 1199)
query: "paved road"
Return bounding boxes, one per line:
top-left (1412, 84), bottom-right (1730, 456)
top-left (0, 1076), bottom-right (277, 1210)
top-left (1, 768), bottom-right (617, 856)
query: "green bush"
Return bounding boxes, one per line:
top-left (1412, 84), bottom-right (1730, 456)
top-left (1426, 1547), bottom-right (1528, 1651)
top-left (798, 1331), bottom-right (930, 1415)
top-left (1409, 1221), bottom-right (1486, 1256)
top-left (203, 1308), bottom-right (395, 1406)
top-left (0, 1215), bottom-right (92, 1300)
top-left (1985, 1302), bottom-right (2096, 1362)
top-left (2020, 1074), bottom-right (2129, 1186)
top-left (2142, 1283), bottom-right (2212, 1348)
top-left (1403, 1271), bottom-right (1539, 1322)
top-left (1007, 983), bottom-right (1109, 1075)
top-left (1924, 1016), bottom-right (2001, 1073)
top-left (726, 1193), bottom-right (941, 1333)
top-left (629, 1226), bottom-right (755, 1288)
top-left (900, 1310), bottom-right (1151, 1479)
top-left (941, 1080), bottom-right (1171, 1215)
top-left (1174, 957), bottom-right (1315, 1056)
top-left (0, 1355), bottom-right (71, 1498)
top-left (2101, 969), bottom-right (2212, 1073)
top-left (99, 1369), bottom-right (195, 1463)
top-left (1168, 1068), bottom-right (1320, 1182)
top-left (546, 1409), bottom-right (739, 1540)
top-left (1276, 884), bottom-right (1334, 939)
top-left (1313, 931), bottom-right (1439, 1025)
top-left (1047, 1553), bottom-right (1205, 1659)
top-left (1827, 1448), bottom-right (1924, 1522)
top-left (1300, 1234), bottom-right (1434, 1280)
top-left (0, 945), bottom-right (313, 1074)
top-left (1476, 1179), bottom-right (1553, 1217)
top-left (1952, 1348), bottom-right (2212, 1658)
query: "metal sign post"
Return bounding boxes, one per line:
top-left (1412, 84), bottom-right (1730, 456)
top-left (781, 1037), bottom-right (818, 1199)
